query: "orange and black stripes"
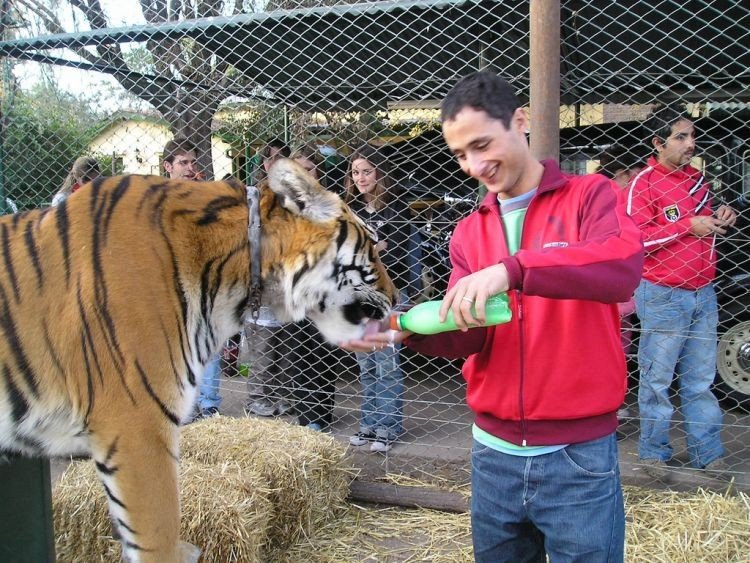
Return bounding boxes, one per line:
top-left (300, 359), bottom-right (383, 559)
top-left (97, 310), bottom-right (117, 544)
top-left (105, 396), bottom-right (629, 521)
top-left (0, 167), bottom-right (396, 562)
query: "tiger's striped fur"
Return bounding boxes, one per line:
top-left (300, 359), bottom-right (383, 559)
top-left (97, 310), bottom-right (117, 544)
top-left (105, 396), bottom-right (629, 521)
top-left (0, 159), bottom-right (396, 562)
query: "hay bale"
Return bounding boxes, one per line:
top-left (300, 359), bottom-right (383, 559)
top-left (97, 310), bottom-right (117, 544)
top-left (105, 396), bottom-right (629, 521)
top-left (281, 485), bottom-right (750, 562)
top-left (53, 459), bottom-right (273, 563)
top-left (180, 416), bottom-right (355, 552)
top-left (624, 485), bottom-right (750, 562)
top-left (179, 460), bottom-right (273, 562)
top-left (53, 460), bottom-right (120, 562)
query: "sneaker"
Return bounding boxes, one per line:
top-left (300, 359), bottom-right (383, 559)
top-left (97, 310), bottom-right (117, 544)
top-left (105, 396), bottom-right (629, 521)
top-left (703, 458), bottom-right (731, 480)
top-left (640, 458), bottom-right (672, 482)
top-left (370, 439), bottom-right (392, 453)
top-left (349, 431), bottom-right (376, 446)
top-left (192, 406), bottom-right (220, 421)
top-left (244, 399), bottom-right (276, 417)
top-left (275, 400), bottom-right (295, 416)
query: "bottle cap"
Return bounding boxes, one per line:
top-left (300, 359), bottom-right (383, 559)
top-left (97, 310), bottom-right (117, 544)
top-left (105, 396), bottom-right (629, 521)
top-left (389, 313), bottom-right (402, 331)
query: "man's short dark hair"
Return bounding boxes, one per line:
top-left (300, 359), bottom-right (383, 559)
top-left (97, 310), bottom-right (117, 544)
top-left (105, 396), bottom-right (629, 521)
top-left (163, 137), bottom-right (197, 165)
top-left (261, 138), bottom-right (290, 160)
top-left (644, 104), bottom-right (692, 144)
top-left (441, 70), bottom-right (521, 128)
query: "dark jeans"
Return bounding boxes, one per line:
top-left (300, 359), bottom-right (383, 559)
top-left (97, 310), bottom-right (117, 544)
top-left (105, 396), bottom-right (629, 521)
top-left (471, 434), bottom-right (624, 563)
top-left (244, 324), bottom-right (294, 403)
top-left (291, 321), bottom-right (341, 428)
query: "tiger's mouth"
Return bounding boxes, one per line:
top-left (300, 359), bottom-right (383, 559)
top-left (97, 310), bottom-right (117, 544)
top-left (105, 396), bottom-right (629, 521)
top-left (342, 298), bottom-right (389, 327)
top-left (362, 318), bottom-right (385, 336)
top-left (307, 292), bottom-right (392, 345)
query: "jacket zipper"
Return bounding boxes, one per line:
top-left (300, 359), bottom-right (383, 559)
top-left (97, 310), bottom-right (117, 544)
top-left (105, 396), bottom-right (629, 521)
top-left (497, 195), bottom-right (530, 446)
top-left (517, 296), bottom-right (527, 446)
top-left (515, 193), bottom-right (535, 446)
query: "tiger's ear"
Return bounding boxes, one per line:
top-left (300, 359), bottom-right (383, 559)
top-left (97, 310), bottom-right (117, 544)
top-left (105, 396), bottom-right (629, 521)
top-left (267, 159), bottom-right (340, 223)
top-left (221, 176), bottom-right (247, 196)
top-left (223, 176), bottom-right (244, 190)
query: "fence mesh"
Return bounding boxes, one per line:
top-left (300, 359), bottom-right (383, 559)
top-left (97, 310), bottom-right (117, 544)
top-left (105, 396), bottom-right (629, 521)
top-left (0, 0), bottom-right (749, 491)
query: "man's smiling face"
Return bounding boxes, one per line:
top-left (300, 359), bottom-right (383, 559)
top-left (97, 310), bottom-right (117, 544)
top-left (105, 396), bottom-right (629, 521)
top-left (442, 106), bottom-right (535, 200)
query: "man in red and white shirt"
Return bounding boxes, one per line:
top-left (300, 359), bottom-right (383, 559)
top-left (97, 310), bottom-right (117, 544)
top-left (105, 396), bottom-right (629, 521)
top-left (626, 105), bottom-right (736, 480)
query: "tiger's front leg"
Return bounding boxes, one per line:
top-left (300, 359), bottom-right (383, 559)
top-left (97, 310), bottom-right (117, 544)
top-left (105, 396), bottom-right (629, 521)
top-left (88, 418), bottom-right (199, 563)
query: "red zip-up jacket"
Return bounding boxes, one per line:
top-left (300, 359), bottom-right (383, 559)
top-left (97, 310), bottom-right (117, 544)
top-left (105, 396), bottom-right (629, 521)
top-left (625, 156), bottom-right (715, 289)
top-left (406, 161), bottom-right (644, 446)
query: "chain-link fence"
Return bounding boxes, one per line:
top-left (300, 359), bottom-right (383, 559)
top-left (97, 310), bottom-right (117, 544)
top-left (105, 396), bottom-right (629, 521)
top-left (0, 0), bottom-right (748, 491)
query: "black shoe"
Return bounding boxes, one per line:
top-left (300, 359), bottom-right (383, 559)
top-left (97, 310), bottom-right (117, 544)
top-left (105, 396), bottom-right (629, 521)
top-left (192, 406), bottom-right (220, 422)
top-left (349, 431), bottom-right (376, 446)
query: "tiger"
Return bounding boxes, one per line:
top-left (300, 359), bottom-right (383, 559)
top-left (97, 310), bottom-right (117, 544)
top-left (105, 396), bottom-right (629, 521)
top-left (0, 159), bottom-right (396, 563)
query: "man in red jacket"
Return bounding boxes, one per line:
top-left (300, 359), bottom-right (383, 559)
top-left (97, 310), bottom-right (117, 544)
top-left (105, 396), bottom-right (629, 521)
top-left (343, 70), bottom-right (643, 562)
top-left (626, 106), bottom-right (736, 480)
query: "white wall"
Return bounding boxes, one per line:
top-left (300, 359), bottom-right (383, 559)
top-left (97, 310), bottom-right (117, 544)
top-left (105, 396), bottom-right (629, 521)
top-left (90, 119), bottom-right (233, 178)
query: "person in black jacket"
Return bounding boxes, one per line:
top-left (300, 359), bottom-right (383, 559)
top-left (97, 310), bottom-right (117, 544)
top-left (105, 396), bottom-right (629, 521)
top-left (289, 143), bottom-right (346, 431)
top-left (343, 144), bottom-right (409, 453)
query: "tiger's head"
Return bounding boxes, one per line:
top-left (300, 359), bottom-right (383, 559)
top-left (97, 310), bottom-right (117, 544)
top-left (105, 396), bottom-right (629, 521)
top-left (259, 159), bottom-right (396, 344)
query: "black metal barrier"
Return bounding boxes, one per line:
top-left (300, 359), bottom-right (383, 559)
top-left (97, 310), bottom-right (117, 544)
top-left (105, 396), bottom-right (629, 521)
top-left (0, 455), bottom-right (55, 562)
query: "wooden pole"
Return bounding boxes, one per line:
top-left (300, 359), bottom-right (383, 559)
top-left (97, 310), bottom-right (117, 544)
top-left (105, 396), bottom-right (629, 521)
top-left (529, 0), bottom-right (561, 161)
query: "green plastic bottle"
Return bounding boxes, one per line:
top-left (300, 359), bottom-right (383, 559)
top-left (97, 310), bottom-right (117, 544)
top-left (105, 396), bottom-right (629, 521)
top-left (390, 293), bottom-right (512, 335)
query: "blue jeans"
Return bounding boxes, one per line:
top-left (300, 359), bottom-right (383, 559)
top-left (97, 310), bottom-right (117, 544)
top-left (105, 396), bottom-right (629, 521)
top-left (355, 345), bottom-right (404, 440)
top-left (198, 356), bottom-right (222, 410)
top-left (634, 281), bottom-right (724, 468)
top-left (471, 434), bottom-right (624, 563)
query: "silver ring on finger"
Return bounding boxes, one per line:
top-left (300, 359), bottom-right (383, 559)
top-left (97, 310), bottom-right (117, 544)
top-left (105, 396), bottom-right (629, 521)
top-left (462, 296), bottom-right (474, 304)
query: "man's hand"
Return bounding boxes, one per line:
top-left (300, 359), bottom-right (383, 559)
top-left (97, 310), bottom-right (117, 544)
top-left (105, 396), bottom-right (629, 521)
top-left (715, 205), bottom-right (737, 226)
top-left (340, 328), bottom-right (411, 354)
top-left (438, 263), bottom-right (510, 331)
top-left (691, 205), bottom-right (737, 237)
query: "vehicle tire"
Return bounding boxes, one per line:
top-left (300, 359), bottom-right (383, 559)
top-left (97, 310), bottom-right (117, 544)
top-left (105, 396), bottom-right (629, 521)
top-left (715, 313), bottom-right (750, 413)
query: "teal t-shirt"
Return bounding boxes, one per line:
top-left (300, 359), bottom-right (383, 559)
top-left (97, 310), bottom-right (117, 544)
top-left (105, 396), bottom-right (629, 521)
top-left (498, 188), bottom-right (534, 254)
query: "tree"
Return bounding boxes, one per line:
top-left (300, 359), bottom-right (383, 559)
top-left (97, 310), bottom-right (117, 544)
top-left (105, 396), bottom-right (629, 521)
top-left (8, 0), bottom-right (268, 179)
top-left (1, 83), bottom-right (99, 209)
top-left (5, 0), bottom-right (382, 182)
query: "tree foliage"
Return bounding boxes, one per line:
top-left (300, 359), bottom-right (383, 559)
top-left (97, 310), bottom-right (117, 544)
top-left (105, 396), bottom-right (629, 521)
top-left (4, 0), bottom-right (387, 186)
top-left (0, 83), bottom-right (100, 210)
top-left (9, 0), bottom-right (263, 179)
